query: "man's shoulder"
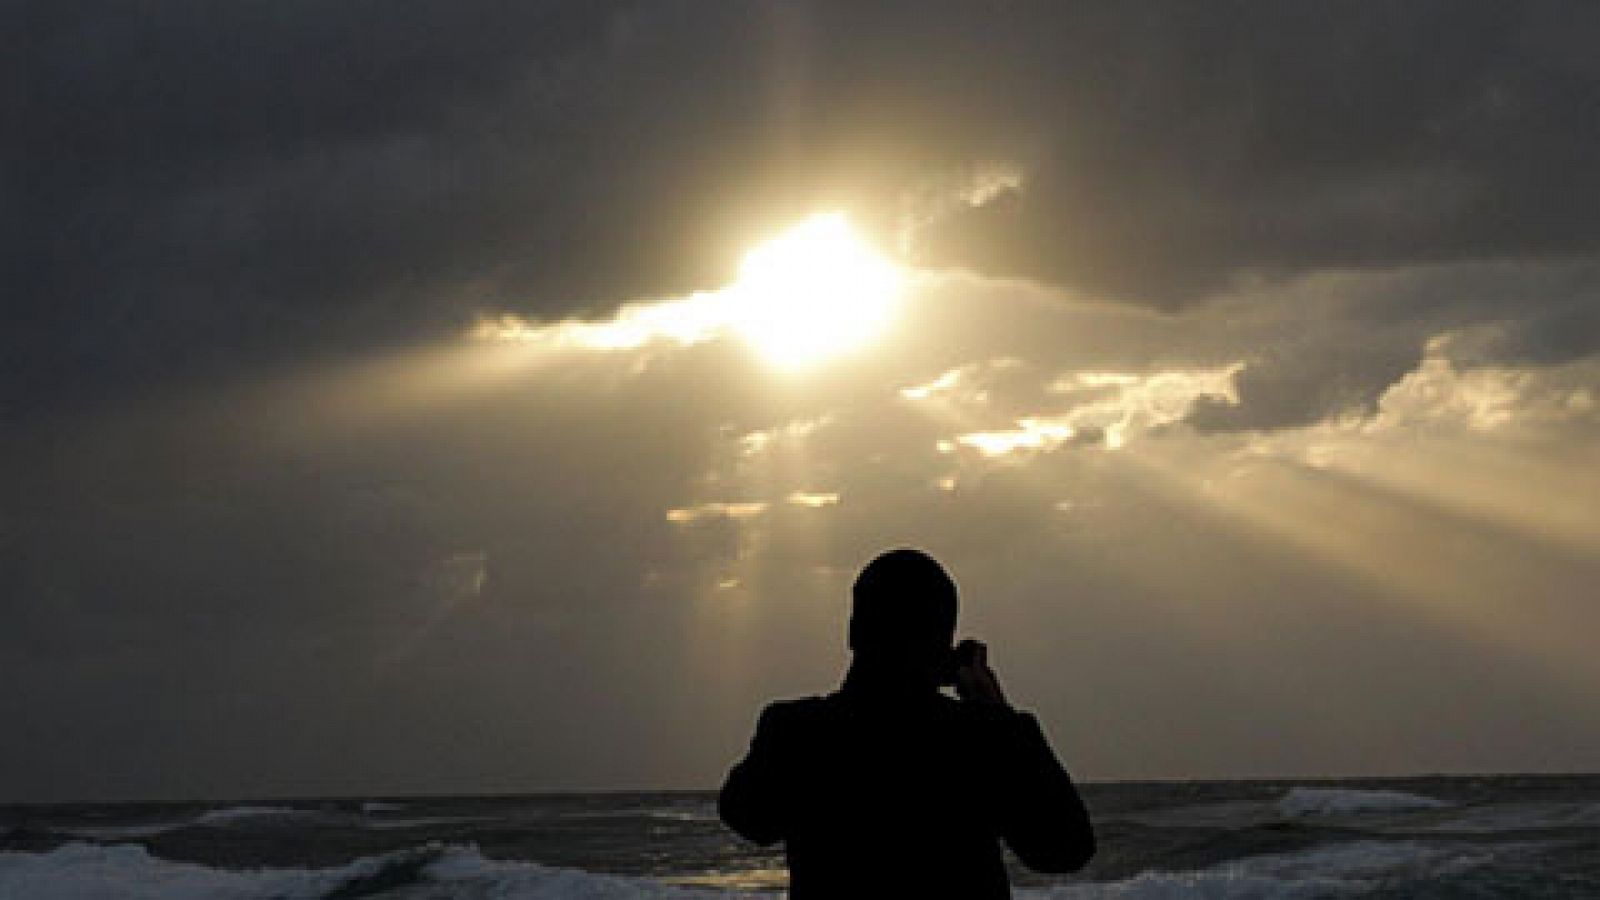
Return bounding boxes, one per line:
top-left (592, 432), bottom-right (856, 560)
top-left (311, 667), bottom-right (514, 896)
top-left (749, 696), bottom-right (835, 745)
top-left (763, 690), bottom-right (1002, 723)
top-left (758, 694), bottom-right (831, 723)
top-left (760, 691), bottom-right (1033, 729)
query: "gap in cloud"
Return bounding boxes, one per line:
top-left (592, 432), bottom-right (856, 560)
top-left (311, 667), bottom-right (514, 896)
top-left (474, 212), bottom-right (905, 373)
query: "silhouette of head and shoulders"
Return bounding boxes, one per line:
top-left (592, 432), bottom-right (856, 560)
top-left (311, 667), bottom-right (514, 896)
top-left (719, 547), bottom-right (1096, 898)
top-left (765, 547), bottom-right (985, 721)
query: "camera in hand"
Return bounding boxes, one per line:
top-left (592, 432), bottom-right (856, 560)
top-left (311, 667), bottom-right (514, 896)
top-left (936, 639), bottom-right (985, 686)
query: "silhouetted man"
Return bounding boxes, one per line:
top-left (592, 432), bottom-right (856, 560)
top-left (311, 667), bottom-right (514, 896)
top-left (719, 548), bottom-right (1095, 898)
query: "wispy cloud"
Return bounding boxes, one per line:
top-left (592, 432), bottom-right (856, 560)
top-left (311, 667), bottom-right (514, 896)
top-left (935, 362), bottom-right (1244, 454)
top-left (665, 501), bottom-right (769, 524)
top-left (785, 491), bottom-right (839, 508)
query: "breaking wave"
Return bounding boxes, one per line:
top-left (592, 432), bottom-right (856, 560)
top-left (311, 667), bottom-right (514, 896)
top-left (1277, 787), bottom-right (1447, 817)
top-left (0, 837), bottom-right (1504, 900)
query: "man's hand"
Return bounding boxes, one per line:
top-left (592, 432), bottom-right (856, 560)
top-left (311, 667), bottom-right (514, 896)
top-left (953, 640), bottom-right (1009, 707)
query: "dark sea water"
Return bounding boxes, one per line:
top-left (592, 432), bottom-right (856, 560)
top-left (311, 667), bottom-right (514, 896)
top-left (4, 775), bottom-right (1599, 897)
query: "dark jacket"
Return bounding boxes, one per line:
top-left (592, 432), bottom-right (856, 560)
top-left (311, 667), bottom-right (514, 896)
top-left (718, 668), bottom-right (1095, 898)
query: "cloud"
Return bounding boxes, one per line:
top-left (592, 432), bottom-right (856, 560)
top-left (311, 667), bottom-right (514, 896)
top-left (473, 213), bottom-right (903, 376)
top-left (15, 2), bottom-right (1600, 417)
top-left (785, 491), bottom-right (839, 508)
top-left (908, 357), bottom-right (1241, 454)
top-left (1279, 331), bottom-right (1600, 443)
top-left (1374, 339), bottom-right (1544, 432)
top-left (666, 502), bottom-right (769, 524)
top-left (737, 415), bottom-right (834, 456)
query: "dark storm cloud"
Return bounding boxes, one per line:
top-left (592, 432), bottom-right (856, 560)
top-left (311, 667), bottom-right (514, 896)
top-left (12, 1), bottom-right (621, 411)
top-left (1188, 260), bottom-right (1600, 430)
top-left (14, 1), bottom-right (1600, 415)
top-left (913, 1), bottom-right (1600, 298)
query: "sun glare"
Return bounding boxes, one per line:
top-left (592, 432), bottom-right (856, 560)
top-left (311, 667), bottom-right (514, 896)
top-left (727, 213), bottom-right (903, 370)
top-left (475, 212), bottom-right (903, 372)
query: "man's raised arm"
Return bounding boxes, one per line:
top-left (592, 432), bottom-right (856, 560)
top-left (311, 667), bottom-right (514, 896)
top-left (956, 643), bottom-right (1095, 873)
top-left (989, 708), bottom-right (1095, 873)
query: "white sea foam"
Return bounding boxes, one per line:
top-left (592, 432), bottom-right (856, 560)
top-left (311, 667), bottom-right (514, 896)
top-left (422, 845), bottom-right (773, 898)
top-left (193, 806), bottom-right (317, 827)
top-left (61, 806), bottom-right (321, 840)
top-left (0, 836), bottom-right (1498, 900)
top-left (648, 809), bottom-right (718, 823)
top-left (1277, 787), bottom-right (1447, 817)
top-left (0, 843), bottom-right (772, 899)
top-left (0, 842), bottom-right (420, 900)
top-left (1021, 840), bottom-right (1490, 899)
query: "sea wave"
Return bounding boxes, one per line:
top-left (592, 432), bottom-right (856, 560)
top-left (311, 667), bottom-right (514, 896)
top-left (1021, 840), bottom-right (1492, 899)
top-left (0, 837), bottom-right (1501, 900)
top-left (0, 842), bottom-right (435, 900)
top-left (193, 805), bottom-right (319, 827)
top-left (60, 805), bottom-right (329, 840)
top-left (0, 842), bottom-right (769, 899)
top-left (1415, 801), bottom-right (1600, 833)
top-left (1276, 787), bottom-right (1447, 817)
top-left (58, 822), bottom-right (187, 841)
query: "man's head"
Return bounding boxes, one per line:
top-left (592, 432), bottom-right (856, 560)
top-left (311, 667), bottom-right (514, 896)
top-left (848, 548), bottom-right (958, 668)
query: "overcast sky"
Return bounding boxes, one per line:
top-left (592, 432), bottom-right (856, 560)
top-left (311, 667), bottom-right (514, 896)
top-left (6, 1), bottom-right (1600, 802)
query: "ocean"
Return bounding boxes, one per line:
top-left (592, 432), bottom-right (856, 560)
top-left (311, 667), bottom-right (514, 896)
top-left (3, 775), bottom-right (1598, 898)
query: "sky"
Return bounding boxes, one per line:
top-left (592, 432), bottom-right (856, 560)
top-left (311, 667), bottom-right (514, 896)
top-left (5, 1), bottom-right (1599, 802)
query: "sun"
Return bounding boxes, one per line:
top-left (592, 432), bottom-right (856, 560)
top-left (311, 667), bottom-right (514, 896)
top-left (726, 213), bottom-right (903, 371)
